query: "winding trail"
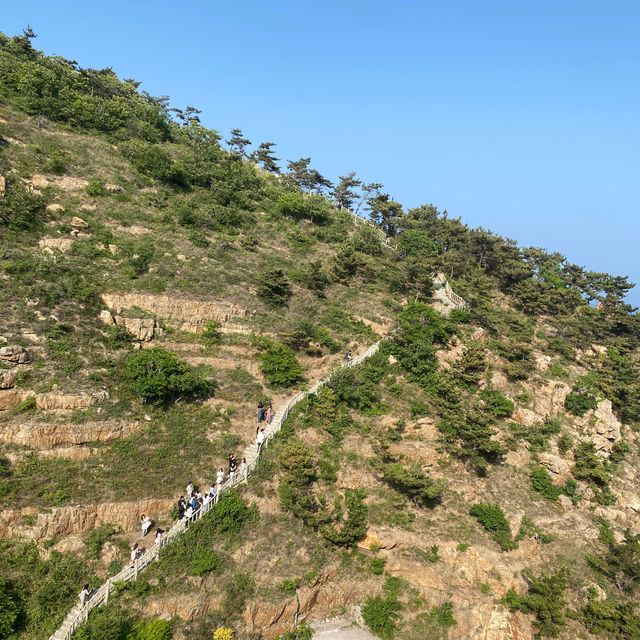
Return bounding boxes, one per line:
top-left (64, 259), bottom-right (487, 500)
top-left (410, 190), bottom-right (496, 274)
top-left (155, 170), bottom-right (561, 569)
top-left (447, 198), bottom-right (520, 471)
top-left (49, 275), bottom-right (467, 640)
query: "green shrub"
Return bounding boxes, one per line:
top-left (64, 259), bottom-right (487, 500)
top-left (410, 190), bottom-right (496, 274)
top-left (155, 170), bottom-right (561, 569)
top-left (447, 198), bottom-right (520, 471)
top-left (120, 140), bottom-right (187, 186)
top-left (124, 347), bottom-right (214, 404)
top-left (596, 517), bottom-right (615, 545)
top-left (0, 579), bottom-right (20, 639)
top-left (278, 440), bottom-right (319, 526)
top-left (85, 178), bottom-right (106, 197)
top-left (102, 324), bottom-right (134, 350)
top-left (274, 623), bottom-right (313, 640)
top-left (188, 228), bottom-right (209, 247)
top-left (587, 529), bottom-right (640, 593)
top-left (572, 441), bottom-right (615, 505)
top-left (362, 596), bottom-right (402, 640)
top-left (327, 367), bottom-right (380, 412)
top-left (380, 462), bottom-right (445, 507)
top-left (609, 440), bottom-right (631, 465)
top-left (256, 268), bottom-right (292, 306)
top-left (0, 177), bottom-right (46, 232)
top-left (556, 432), bottom-right (573, 455)
top-left (565, 391), bottom-right (598, 417)
top-left (370, 557), bottom-right (387, 575)
top-left (261, 343), bottom-right (303, 387)
top-left (74, 605), bottom-right (136, 640)
top-left (84, 524), bottom-right (118, 559)
top-left (479, 387), bottom-right (514, 418)
top-left (469, 503), bottom-right (515, 551)
top-left (16, 395), bottom-right (36, 413)
top-left (530, 465), bottom-right (561, 500)
top-left (190, 548), bottom-right (221, 576)
top-left (201, 319), bottom-right (221, 345)
top-left (580, 599), bottom-right (640, 637)
top-left (502, 568), bottom-right (569, 637)
top-left (388, 302), bottom-right (456, 387)
top-left (279, 578), bottom-right (300, 596)
top-left (135, 619), bottom-right (172, 640)
top-left (321, 489), bottom-right (368, 547)
top-left (275, 191), bottom-right (307, 219)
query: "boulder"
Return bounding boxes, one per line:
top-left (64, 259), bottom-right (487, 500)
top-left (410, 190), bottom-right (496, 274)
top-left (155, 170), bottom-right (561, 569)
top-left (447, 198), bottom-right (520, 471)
top-left (0, 369), bottom-right (18, 390)
top-left (71, 216), bottom-right (89, 229)
top-left (114, 316), bottom-right (156, 342)
top-left (54, 176), bottom-right (88, 191)
top-left (46, 203), bottom-right (64, 213)
top-left (104, 183), bottom-right (124, 193)
top-left (0, 345), bottom-right (31, 364)
top-left (538, 452), bottom-right (572, 483)
top-left (534, 352), bottom-right (552, 371)
top-left (0, 175), bottom-right (5, 196)
top-left (99, 309), bottom-right (115, 325)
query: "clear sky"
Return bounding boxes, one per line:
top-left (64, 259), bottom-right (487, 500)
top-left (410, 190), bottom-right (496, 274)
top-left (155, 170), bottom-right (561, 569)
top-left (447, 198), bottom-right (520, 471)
top-left (3, 1), bottom-right (639, 305)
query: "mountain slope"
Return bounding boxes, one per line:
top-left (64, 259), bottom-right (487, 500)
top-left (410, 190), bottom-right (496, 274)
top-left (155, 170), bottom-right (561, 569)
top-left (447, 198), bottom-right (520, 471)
top-left (0, 29), bottom-right (639, 640)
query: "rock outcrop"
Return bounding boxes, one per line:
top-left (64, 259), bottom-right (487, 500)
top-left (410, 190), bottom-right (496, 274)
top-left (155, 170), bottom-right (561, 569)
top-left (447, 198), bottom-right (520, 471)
top-left (39, 236), bottom-right (74, 253)
top-left (0, 389), bottom-right (32, 410)
top-left (0, 369), bottom-right (18, 389)
top-left (0, 498), bottom-right (174, 542)
top-left (0, 418), bottom-right (140, 448)
top-left (574, 399), bottom-right (623, 456)
top-left (0, 390), bottom-right (107, 412)
top-left (99, 310), bottom-right (158, 342)
top-left (101, 292), bottom-right (249, 333)
top-left (35, 390), bottom-right (108, 410)
top-left (0, 345), bottom-right (31, 364)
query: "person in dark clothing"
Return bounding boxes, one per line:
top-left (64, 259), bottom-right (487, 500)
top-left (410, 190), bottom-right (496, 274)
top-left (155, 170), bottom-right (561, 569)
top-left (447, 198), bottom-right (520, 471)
top-left (177, 496), bottom-right (186, 520)
top-left (257, 402), bottom-right (265, 423)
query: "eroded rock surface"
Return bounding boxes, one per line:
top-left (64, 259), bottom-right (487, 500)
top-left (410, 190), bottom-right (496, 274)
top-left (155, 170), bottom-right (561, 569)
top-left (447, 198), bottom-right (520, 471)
top-left (0, 418), bottom-right (138, 448)
top-left (0, 345), bottom-right (31, 364)
top-left (0, 498), bottom-right (174, 541)
top-left (102, 292), bottom-right (249, 332)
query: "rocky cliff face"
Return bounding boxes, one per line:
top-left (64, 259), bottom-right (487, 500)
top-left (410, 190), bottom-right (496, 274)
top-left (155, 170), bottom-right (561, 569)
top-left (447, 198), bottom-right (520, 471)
top-left (101, 293), bottom-right (250, 333)
top-left (0, 498), bottom-right (173, 542)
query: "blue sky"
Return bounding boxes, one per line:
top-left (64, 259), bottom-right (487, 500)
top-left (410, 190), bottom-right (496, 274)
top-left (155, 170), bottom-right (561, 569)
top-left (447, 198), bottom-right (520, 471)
top-left (3, 1), bottom-right (639, 305)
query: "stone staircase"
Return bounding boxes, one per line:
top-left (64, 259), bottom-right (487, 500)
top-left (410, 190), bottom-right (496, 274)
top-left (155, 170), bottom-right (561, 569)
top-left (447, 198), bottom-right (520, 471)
top-left (48, 343), bottom-right (382, 640)
top-left (49, 275), bottom-right (467, 640)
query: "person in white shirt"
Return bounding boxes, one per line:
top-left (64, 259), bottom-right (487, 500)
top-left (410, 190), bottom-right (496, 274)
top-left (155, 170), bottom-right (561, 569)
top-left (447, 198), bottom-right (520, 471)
top-left (256, 428), bottom-right (266, 454)
top-left (185, 504), bottom-right (193, 519)
top-left (141, 514), bottom-right (152, 538)
top-left (216, 467), bottom-right (225, 485)
top-left (154, 528), bottom-right (164, 545)
top-left (130, 543), bottom-right (139, 566)
top-left (79, 583), bottom-right (90, 607)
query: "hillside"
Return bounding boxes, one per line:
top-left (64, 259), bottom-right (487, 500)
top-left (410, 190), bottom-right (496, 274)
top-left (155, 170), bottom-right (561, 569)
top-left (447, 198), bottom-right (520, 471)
top-left (1, 29), bottom-right (639, 640)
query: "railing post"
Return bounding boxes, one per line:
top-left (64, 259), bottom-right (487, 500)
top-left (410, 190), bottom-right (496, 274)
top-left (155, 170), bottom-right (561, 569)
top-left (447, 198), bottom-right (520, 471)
top-left (134, 557), bottom-right (138, 580)
top-left (105, 579), bottom-right (110, 605)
